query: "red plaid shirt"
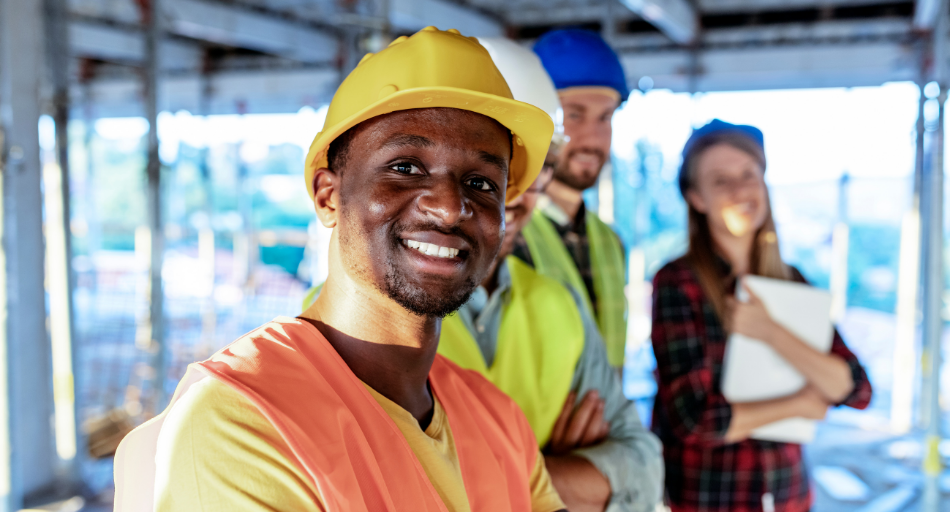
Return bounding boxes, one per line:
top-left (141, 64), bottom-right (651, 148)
top-left (651, 257), bottom-right (873, 512)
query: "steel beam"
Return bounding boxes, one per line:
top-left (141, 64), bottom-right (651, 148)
top-left (69, 21), bottom-right (203, 71)
top-left (506, 3), bottom-right (639, 27)
top-left (914, 0), bottom-right (946, 31)
top-left (166, 0), bottom-right (338, 63)
top-left (75, 67), bottom-right (338, 117)
top-left (920, 86), bottom-right (945, 512)
top-left (920, 9), bottom-right (947, 512)
top-left (70, 0), bottom-right (500, 66)
top-left (141, 0), bottom-right (166, 413)
top-left (43, 0), bottom-right (82, 492)
top-left (619, 0), bottom-right (698, 44)
top-left (699, 0), bottom-right (909, 14)
top-left (0, 0), bottom-right (56, 509)
top-left (619, 39), bottom-right (917, 92)
top-left (389, 0), bottom-right (502, 36)
top-left (610, 18), bottom-right (912, 53)
top-left (69, 0), bottom-right (339, 64)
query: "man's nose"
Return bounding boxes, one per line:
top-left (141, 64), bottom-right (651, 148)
top-left (416, 175), bottom-right (473, 227)
top-left (567, 121), bottom-right (596, 144)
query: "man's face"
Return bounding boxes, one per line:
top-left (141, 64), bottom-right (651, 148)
top-left (333, 108), bottom-right (510, 318)
top-left (497, 145), bottom-right (556, 258)
top-left (555, 91), bottom-right (619, 191)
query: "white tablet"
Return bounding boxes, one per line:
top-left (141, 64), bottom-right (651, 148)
top-left (722, 275), bottom-right (834, 443)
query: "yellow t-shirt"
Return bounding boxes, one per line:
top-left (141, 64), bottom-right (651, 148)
top-left (154, 377), bottom-right (564, 512)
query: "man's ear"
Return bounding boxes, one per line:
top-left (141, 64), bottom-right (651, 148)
top-left (686, 189), bottom-right (708, 214)
top-left (312, 168), bottom-right (341, 228)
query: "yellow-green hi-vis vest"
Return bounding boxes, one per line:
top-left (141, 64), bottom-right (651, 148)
top-left (302, 283), bottom-right (322, 311)
top-left (521, 209), bottom-right (628, 368)
top-left (438, 256), bottom-right (585, 447)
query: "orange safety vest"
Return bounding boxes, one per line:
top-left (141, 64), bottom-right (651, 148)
top-left (114, 317), bottom-right (539, 512)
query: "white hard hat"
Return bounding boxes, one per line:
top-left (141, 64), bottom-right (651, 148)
top-left (477, 37), bottom-right (563, 134)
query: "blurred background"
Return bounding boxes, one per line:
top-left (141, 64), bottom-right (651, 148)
top-left (2, 0), bottom-right (950, 510)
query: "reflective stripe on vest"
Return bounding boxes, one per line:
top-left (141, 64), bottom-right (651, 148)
top-left (521, 209), bottom-right (628, 367)
top-left (438, 256), bottom-right (585, 446)
top-left (114, 317), bottom-right (537, 512)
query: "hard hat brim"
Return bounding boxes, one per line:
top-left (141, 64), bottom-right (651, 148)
top-left (305, 86), bottom-right (554, 205)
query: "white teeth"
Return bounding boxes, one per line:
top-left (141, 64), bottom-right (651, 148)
top-left (403, 239), bottom-right (460, 259)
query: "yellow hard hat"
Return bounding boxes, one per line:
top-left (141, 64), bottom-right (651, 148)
top-left (304, 27), bottom-right (554, 204)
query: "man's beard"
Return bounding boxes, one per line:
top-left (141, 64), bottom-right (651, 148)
top-left (380, 222), bottom-right (481, 318)
top-left (553, 148), bottom-right (606, 191)
top-left (383, 264), bottom-right (477, 318)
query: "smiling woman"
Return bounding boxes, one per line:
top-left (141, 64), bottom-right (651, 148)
top-left (651, 119), bottom-right (872, 512)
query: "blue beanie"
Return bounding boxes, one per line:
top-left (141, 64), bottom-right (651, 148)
top-left (678, 119), bottom-right (765, 195)
top-left (533, 29), bottom-right (629, 101)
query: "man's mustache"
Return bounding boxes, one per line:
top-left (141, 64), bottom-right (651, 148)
top-left (566, 148), bottom-right (606, 163)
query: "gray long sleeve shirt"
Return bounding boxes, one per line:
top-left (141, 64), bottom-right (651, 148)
top-left (453, 259), bottom-right (664, 512)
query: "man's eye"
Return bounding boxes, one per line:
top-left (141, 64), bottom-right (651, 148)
top-left (466, 177), bottom-right (496, 192)
top-left (390, 162), bottom-right (421, 174)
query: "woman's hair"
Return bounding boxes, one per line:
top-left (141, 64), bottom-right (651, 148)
top-left (681, 131), bottom-right (790, 326)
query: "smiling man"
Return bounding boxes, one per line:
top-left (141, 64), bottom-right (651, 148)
top-left (513, 29), bottom-right (630, 369)
top-left (113, 27), bottom-right (562, 512)
top-left (437, 38), bottom-right (662, 512)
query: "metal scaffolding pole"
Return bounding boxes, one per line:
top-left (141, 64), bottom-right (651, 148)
top-left (920, 85), bottom-right (946, 512)
top-left (141, 0), bottom-right (166, 412)
top-left (892, 40), bottom-right (929, 435)
top-left (0, 0), bottom-right (56, 509)
top-left (42, 0), bottom-right (81, 488)
top-left (921, 6), bottom-right (947, 510)
top-left (197, 62), bottom-right (216, 359)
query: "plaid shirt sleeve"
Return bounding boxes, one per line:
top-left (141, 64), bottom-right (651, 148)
top-left (829, 329), bottom-right (873, 409)
top-left (788, 267), bottom-right (873, 410)
top-left (651, 263), bottom-right (733, 447)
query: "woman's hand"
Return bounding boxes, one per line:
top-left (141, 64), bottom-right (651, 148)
top-left (729, 283), bottom-right (780, 344)
top-left (792, 385), bottom-right (830, 420)
top-left (725, 385), bottom-right (831, 442)
top-left (731, 282), bottom-right (857, 403)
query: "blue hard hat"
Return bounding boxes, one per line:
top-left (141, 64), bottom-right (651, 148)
top-left (678, 119), bottom-right (765, 195)
top-left (533, 29), bottom-right (629, 101)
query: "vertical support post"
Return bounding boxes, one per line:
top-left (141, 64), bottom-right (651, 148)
top-left (892, 43), bottom-right (929, 435)
top-left (141, 0), bottom-right (166, 412)
top-left (0, 0), bottom-right (56, 508)
top-left (380, 0), bottom-right (391, 43)
top-left (197, 58), bottom-right (216, 358)
top-left (921, 5), bottom-right (947, 509)
top-left (42, 0), bottom-right (81, 492)
top-left (80, 63), bottom-right (101, 275)
top-left (236, 140), bottom-right (256, 289)
top-left (829, 173), bottom-right (850, 323)
top-left (921, 85), bottom-right (946, 512)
